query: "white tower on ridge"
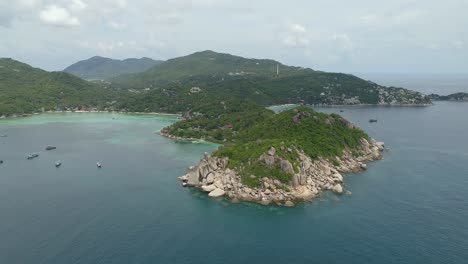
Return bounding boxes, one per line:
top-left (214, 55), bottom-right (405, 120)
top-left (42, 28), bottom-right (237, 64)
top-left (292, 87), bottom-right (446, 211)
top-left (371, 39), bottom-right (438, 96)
top-left (276, 64), bottom-right (279, 75)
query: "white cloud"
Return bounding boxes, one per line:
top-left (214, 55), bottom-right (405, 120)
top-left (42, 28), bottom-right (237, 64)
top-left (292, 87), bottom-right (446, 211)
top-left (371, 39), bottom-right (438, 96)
top-left (332, 34), bottom-right (353, 51)
top-left (91, 40), bottom-right (134, 54)
top-left (283, 35), bottom-right (309, 47)
top-left (115, 0), bottom-right (127, 9)
top-left (97, 41), bottom-right (116, 53)
top-left (70, 0), bottom-right (87, 11)
top-left (39, 5), bottom-right (80, 27)
top-left (290, 23), bottom-right (306, 33)
top-left (427, 43), bottom-right (440, 50)
top-left (109, 21), bottom-right (127, 30)
top-left (18, 0), bottom-right (41, 8)
top-left (283, 23), bottom-right (309, 48)
top-left (451, 40), bottom-right (464, 49)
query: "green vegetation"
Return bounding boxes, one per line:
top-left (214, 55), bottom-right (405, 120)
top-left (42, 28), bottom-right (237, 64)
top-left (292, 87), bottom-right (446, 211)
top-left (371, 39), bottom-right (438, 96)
top-left (0, 58), bottom-right (118, 116)
top-left (167, 104), bottom-right (368, 187)
top-left (161, 100), bottom-right (272, 142)
top-left (111, 50), bottom-right (301, 88)
top-left (64, 56), bottom-right (163, 80)
top-left (1, 51), bottom-right (431, 117)
top-left (1, 52), bottom-right (390, 187)
top-left (111, 50), bottom-right (431, 108)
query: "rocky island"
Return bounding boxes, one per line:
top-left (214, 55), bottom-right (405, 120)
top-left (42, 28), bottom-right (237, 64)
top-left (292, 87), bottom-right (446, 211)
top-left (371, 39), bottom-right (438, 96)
top-left (169, 106), bottom-right (385, 206)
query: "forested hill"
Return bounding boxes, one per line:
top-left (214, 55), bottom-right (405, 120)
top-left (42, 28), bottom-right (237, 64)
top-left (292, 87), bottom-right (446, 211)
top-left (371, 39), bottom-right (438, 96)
top-left (428, 92), bottom-right (468, 102)
top-left (64, 56), bottom-right (163, 80)
top-left (111, 50), bottom-right (431, 107)
top-left (0, 51), bottom-right (432, 117)
top-left (111, 50), bottom-right (302, 88)
top-left (0, 58), bottom-right (115, 116)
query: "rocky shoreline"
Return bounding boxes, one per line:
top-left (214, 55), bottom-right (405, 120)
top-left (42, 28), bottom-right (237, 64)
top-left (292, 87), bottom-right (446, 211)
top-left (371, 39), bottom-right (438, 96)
top-left (159, 130), bottom-right (205, 142)
top-left (177, 138), bottom-right (385, 207)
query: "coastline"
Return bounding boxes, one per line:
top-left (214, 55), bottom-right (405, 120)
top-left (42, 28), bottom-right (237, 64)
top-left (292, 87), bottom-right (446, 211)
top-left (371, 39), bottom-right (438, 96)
top-left (0, 110), bottom-right (182, 119)
top-left (159, 130), bottom-right (208, 143)
top-left (178, 138), bottom-right (385, 207)
top-left (0, 101), bottom-right (433, 119)
top-left (306, 102), bottom-right (433, 107)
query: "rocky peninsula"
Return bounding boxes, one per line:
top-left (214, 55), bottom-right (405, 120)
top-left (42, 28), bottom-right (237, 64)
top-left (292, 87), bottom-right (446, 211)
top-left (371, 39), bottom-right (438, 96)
top-left (178, 139), bottom-right (384, 206)
top-left (170, 106), bottom-right (385, 206)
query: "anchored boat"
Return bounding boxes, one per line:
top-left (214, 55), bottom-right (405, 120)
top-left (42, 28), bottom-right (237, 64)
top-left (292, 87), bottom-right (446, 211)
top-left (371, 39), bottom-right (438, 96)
top-left (27, 153), bottom-right (39, 160)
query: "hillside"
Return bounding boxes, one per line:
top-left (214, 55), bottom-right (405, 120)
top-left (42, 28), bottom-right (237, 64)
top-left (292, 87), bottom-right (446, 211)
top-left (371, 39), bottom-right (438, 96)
top-left (111, 50), bottom-right (301, 88)
top-left (428, 92), bottom-right (468, 102)
top-left (64, 56), bottom-right (163, 80)
top-left (1, 51), bottom-right (432, 117)
top-left (111, 50), bottom-right (431, 107)
top-left (0, 58), bottom-right (117, 116)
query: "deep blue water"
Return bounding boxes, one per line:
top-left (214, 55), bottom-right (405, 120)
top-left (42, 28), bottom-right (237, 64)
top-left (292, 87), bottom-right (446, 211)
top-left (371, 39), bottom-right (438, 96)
top-left (0, 103), bottom-right (467, 264)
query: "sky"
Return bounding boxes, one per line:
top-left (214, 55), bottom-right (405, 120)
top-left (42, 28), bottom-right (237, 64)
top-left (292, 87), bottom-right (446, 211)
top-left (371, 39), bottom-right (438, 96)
top-left (0, 0), bottom-right (467, 74)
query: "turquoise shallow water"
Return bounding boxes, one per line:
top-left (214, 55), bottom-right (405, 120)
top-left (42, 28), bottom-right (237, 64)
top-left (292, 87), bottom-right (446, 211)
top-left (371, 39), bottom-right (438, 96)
top-left (0, 105), bottom-right (467, 264)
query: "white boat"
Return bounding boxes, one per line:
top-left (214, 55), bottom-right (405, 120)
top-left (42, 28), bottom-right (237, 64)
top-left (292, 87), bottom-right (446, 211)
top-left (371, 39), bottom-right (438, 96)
top-left (55, 160), bottom-right (62, 167)
top-left (27, 153), bottom-right (39, 160)
top-left (97, 162), bottom-right (102, 168)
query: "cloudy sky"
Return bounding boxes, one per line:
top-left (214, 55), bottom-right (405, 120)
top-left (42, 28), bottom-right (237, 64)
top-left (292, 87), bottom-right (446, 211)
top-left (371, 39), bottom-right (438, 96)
top-left (0, 0), bottom-right (467, 73)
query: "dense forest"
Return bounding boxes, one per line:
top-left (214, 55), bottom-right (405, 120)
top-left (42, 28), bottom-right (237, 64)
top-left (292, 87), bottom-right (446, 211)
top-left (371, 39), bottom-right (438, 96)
top-left (0, 58), bottom-right (117, 116)
top-left (111, 50), bottom-right (430, 108)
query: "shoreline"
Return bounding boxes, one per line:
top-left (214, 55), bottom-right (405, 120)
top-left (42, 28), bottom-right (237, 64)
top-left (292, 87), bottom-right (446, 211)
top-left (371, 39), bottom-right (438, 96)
top-left (0, 102), bottom-right (433, 119)
top-left (0, 110), bottom-right (182, 119)
top-left (307, 103), bottom-right (433, 107)
top-left (158, 130), bottom-right (209, 143)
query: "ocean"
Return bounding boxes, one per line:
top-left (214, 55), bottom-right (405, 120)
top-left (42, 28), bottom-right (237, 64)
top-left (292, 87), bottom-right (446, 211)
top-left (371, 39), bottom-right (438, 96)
top-left (0, 75), bottom-right (467, 263)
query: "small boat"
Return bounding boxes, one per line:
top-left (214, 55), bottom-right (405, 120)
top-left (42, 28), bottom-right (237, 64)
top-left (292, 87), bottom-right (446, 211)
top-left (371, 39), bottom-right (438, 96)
top-left (97, 162), bottom-right (102, 168)
top-left (340, 110), bottom-right (344, 112)
top-left (0, 160), bottom-right (3, 164)
top-left (369, 119), bottom-right (378, 123)
top-left (0, 134), bottom-right (7, 137)
top-left (27, 153), bottom-right (39, 160)
top-left (46, 146), bottom-right (57, 151)
top-left (55, 160), bottom-right (62, 167)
